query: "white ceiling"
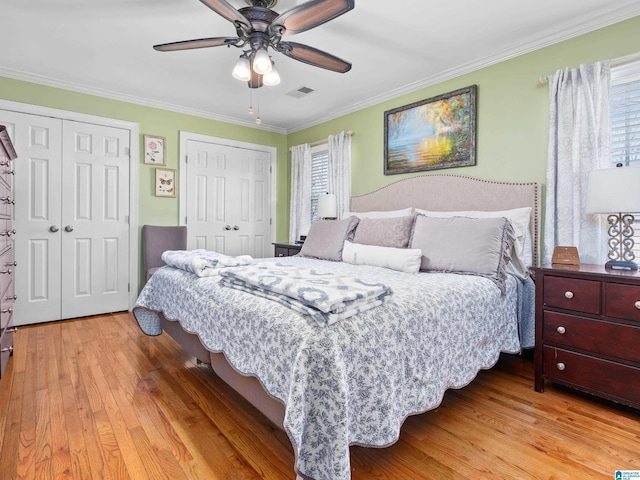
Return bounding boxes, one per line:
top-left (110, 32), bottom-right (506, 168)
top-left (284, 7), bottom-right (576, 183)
top-left (2, 1), bottom-right (639, 134)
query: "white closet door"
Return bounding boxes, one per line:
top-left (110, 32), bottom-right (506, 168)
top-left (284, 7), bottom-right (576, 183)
top-left (60, 121), bottom-right (130, 319)
top-left (3, 111), bottom-right (63, 325)
top-left (1, 109), bottom-right (131, 325)
top-left (185, 139), bottom-right (271, 257)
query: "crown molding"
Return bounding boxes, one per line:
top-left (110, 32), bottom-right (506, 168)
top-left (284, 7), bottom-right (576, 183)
top-left (0, 66), bottom-right (287, 134)
top-left (287, 5), bottom-right (640, 133)
top-left (1, 3), bottom-right (638, 136)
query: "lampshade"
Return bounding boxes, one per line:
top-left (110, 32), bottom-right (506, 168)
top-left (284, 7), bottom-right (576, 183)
top-left (317, 193), bottom-right (337, 219)
top-left (252, 48), bottom-right (272, 75)
top-left (586, 166), bottom-right (640, 214)
top-left (262, 64), bottom-right (280, 86)
top-left (232, 55), bottom-right (251, 82)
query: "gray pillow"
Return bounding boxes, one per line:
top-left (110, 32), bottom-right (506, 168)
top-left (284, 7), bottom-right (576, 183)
top-left (299, 216), bottom-right (360, 261)
top-left (352, 215), bottom-right (416, 248)
top-left (410, 215), bottom-right (515, 294)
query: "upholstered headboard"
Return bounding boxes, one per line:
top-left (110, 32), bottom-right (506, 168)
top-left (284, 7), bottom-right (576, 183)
top-left (350, 174), bottom-right (541, 267)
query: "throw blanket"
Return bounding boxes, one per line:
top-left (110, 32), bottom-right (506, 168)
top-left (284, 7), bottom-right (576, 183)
top-left (218, 262), bottom-right (392, 327)
top-left (161, 249), bottom-right (253, 277)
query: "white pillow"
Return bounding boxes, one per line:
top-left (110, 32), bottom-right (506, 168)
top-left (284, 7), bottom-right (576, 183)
top-left (414, 207), bottom-right (532, 276)
top-left (342, 241), bottom-right (422, 273)
top-left (343, 207), bottom-right (413, 219)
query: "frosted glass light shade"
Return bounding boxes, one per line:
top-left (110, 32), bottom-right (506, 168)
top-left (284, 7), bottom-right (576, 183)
top-left (252, 48), bottom-right (272, 75)
top-left (586, 166), bottom-right (640, 214)
top-left (263, 64), bottom-right (280, 86)
top-left (317, 193), bottom-right (337, 219)
top-left (232, 56), bottom-right (251, 81)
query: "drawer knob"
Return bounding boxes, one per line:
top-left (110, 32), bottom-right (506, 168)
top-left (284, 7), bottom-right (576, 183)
top-left (564, 291), bottom-right (574, 299)
top-left (556, 362), bottom-right (566, 371)
top-left (556, 326), bottom-right (566, 334)
top-left (635, 301), bottom-right (640, 310)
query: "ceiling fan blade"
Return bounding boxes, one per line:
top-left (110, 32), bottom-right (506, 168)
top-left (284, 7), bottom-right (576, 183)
top-left (277, 41), bottom-right (351, 73)
top-left (272, 0), bottom-right (354, 36)
top-left (153, 37), bottom-right (239, 52)
top-left (198, 0), bottom-right (251, 29)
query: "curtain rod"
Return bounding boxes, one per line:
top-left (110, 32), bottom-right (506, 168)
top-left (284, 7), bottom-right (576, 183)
top-left (289, 130), bottom-right (354, 151)
top-left (535, 51), bottom-right (640, 85)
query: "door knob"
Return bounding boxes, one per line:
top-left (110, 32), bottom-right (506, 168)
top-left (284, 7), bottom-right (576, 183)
top-left (224, 225), bottom-right (232, 231)
top-left (233, 225), bottom-right (240, 231)
top-left (50, 225), bottom-right (59, 232)
top-left (64, 225), bottom-right (74, 232)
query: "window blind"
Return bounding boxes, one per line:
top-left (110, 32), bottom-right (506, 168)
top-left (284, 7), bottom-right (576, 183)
top-left (610, 61), bottom-right (640, 258)
top-left (610, 77), bottom-right (640, 167)
top-left (310, 148), bottom-right (329, 223)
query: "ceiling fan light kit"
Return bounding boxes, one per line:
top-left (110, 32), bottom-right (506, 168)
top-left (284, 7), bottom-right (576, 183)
top-left (153, 0), bottom-right (354, 89)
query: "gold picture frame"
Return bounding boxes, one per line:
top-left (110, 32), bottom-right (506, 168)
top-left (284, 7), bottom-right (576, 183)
top-left (144, 134), bottom-right (166, 165)
top-left (155, 168), bottom-right (176, 197)
top-left (384, 85), bottom-right (477, 175)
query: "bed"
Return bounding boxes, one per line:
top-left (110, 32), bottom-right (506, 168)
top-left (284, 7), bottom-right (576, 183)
top-left (133, 174), bottom-right (540, 480)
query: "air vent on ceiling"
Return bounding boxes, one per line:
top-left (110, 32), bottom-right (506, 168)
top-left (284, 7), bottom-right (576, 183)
top-left (286, 86), bottom-right (316, 99)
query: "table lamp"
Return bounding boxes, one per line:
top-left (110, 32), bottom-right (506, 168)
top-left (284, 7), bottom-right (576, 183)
top-left (317, 193), bottom-right (337, 220)
top-left (585, 165), bottom-right (640, 270)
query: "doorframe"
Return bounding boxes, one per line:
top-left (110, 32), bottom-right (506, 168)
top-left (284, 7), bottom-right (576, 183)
top-left (178, 131), bottom-right (277, 247)
top-left (0, 99), bottom-right (140, 309)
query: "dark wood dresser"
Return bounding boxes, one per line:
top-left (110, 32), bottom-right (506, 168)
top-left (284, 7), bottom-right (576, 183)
top-left (534, 264), bottom-right (640, 409)
top-left (273, 243), bottom-right (302, 257)
top-left (0, 126), bottom-right (16, 380)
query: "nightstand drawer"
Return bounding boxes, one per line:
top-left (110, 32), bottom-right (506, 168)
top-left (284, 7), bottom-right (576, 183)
top-left (544, 311), bottom-right (640, 364)
top-left (543, 276), bottom-right (601, 314)
top-left (542, 346), bottom-right (640, 405)
top-left (605, 283), bottom-right (640, 323)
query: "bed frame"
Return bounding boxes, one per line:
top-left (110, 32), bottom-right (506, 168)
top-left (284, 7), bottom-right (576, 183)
top-left (157, 173), bottom-right (541, 465)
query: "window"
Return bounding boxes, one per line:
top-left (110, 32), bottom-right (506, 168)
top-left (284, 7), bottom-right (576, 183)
top-left (610, 60), bottom-right (640, 257)
top-left (610, 62), bottom-right (640, 167)
top-left (309, 145), bottom-right (329, 224)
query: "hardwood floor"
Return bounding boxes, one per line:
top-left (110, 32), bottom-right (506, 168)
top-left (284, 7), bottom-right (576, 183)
top-left (1, 312), bottom-right (638, 479)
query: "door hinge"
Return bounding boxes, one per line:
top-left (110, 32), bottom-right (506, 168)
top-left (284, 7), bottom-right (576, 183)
top-left (125, 147), bottom-right (130, 157)
top-left (128, 283), bottom-right (130, 292)
top-left (270, 165), bottom-right (272, 174)
top-left (270, 218), bottom-right (272, 225)
top-left (185, 216), bottom-right (188, 225)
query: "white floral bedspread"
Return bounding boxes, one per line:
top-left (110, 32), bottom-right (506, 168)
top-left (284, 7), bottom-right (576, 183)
top-left (133, 256), bottom-right (532, 480)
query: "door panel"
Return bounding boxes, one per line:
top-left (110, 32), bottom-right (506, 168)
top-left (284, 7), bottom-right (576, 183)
top-left (60, 121), bottom-right (130, 319)
top-left (186, 139), bottom-right (271, 257)
top-left (2, 111), bottom-right (63, 325)
top-left (1, 110), bottom-right (131, 325)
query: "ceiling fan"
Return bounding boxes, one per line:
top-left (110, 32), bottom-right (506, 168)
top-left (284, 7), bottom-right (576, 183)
top-left (153, 0), bottom-right (355, 88)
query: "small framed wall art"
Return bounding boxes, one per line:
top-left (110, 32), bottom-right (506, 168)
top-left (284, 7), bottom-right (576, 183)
top-left (155, 168), bottom-right (176, 197)
top-left (144, 134), bottom-right (166, 165)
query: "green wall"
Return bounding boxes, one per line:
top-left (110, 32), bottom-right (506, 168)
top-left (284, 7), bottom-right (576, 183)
top-left (1, 15), bottom-right (639, 247)
top-left (0, 77), bottom-right (288, 231)
top-left (287, 15), bottom-right (640, 237)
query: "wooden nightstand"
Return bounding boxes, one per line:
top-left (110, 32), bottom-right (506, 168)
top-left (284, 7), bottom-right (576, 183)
top-left (273, 243), bottom-right (302, 257)
top-left (534, 264), bottom-right (640, 409)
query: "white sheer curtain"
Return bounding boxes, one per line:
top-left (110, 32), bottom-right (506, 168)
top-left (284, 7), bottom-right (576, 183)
top-left (289, 143), bottom-right (312, 244)
top-left (544, 61), bottom-right (610, 265)
top-left (327, 131), bottom-right (352, 219)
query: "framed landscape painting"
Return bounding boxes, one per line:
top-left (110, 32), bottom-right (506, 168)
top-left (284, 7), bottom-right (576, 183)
top-left (384, 85), bottom-right (477, 175)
